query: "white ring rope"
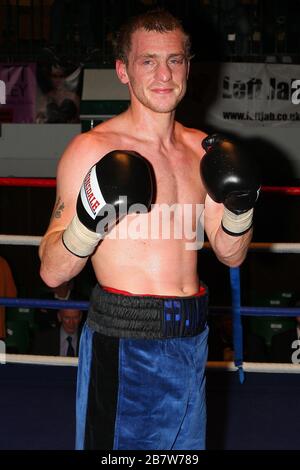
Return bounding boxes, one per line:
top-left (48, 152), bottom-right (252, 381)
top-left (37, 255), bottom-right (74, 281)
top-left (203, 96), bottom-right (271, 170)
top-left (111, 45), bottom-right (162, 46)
top-left (1, 235), bottom-right (300, 253)
top-left (245, 242), bottom-right (300, 254)
top-left (3, 354), bottom-right (78, 367)
top-left (0, 235), bottom-right (41, 246)
top-left (2, 354), bottom-right (300, 373)
top-left (207, 361), bottom-right (300, 374)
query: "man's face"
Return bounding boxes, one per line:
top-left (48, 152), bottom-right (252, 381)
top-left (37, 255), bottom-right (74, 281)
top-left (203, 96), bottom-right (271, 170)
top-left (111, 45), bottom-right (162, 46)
top-left (58, 309), bottom-right (82, 335)
top-left (118, 28), bottom-right (190, 114)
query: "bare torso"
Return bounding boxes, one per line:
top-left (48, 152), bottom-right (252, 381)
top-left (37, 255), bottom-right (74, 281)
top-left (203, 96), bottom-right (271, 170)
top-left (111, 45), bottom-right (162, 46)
top-left (86, 113), bottom-right (206, 296)
top-left (41, 27), bottom-right (250, 294)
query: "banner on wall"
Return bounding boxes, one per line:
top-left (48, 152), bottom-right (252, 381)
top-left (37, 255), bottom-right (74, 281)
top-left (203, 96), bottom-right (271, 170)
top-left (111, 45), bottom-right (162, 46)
top-left (0, 64), bottom-right (36, 123)
top-left (189, 62), bottom-right (300, 128)
top-left (0, 63), bottom-right (82, 124)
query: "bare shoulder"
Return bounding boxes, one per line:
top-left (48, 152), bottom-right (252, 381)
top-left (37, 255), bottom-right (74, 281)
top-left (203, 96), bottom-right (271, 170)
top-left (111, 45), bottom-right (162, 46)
top-left (59, 126), bottom-right (108, 168)
top-left (57, 117), bottom-right (124, 178)
top-left (176, 122), bottom-right (207, 158)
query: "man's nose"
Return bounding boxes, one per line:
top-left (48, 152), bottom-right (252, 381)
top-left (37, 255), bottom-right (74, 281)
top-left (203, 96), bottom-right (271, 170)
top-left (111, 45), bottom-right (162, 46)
top-left (155, 61), bottom-right (172, 82)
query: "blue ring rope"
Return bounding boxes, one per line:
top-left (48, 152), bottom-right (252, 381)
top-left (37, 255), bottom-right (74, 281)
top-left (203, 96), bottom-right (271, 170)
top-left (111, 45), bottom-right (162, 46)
top-left (0, 297), bottom-right (89, 310)
top-left (0, 297), bottom-right (299, 316)
top-left (209, 306), bottom-right (300, 317)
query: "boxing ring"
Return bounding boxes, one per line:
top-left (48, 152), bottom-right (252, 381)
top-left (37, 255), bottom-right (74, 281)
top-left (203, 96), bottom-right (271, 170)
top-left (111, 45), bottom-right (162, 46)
top-left (0, 178), bottom-right (300, 450)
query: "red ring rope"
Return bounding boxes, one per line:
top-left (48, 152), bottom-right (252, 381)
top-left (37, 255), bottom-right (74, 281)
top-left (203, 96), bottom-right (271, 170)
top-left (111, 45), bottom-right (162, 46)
top-left (0, 178), bottom-right (300, 195)
top-left (261, 186), bottom-right (300, 195)
top-left (0, 177), bottom-right (56, 187)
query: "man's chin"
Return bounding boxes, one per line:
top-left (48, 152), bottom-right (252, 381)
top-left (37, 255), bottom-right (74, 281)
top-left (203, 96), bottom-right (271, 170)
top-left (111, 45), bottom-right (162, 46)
top-left (150, 106), bottom-right (176, 114)
top-left (146, 97), bottom-right (182, 114)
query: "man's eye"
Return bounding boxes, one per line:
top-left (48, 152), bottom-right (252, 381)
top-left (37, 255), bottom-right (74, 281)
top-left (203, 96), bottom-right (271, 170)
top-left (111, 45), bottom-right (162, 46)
top-left (143, 60), bottom-right (154, 65)
top-left (170, 59), bottom-right (183, 65)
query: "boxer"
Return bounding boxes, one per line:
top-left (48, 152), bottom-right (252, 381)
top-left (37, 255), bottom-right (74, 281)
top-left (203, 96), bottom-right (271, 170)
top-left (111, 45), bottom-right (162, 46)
top-left (39, 9), bottom-right (259, 450)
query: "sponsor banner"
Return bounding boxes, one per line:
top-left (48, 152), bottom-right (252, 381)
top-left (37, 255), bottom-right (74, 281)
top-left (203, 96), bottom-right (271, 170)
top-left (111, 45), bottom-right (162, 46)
top-left (0, 64), bottom-right (36, 123)
top-left (200, 63), bottom-right (300, 127)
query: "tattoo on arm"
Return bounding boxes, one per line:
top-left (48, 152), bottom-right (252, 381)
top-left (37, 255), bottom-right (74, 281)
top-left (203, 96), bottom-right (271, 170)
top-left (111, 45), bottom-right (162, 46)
top-left (52, 197), bottom-right (65, 219)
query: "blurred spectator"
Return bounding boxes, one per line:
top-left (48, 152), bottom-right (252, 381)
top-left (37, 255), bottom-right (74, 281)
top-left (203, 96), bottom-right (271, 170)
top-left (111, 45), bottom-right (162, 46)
top-left (32, 308), bottom-right (83, 356)
top-left (35, 279), bottom-right (76, 331)
top-left (0, 256), bottom-right (17, 340)
top-left (270, 316), bottom-right (300, 363)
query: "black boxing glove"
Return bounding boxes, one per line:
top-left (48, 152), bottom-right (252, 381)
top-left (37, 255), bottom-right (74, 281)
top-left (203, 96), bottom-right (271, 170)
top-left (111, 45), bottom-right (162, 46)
top-left (200, 134), bottom-right (260, 236)
top-left (63, 150), bottom-right (153, 257)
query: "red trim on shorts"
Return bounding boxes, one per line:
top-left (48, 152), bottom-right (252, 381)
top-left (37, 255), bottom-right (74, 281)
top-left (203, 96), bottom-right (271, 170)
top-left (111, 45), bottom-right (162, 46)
top-left (102, 285), bottom-right (206, 298)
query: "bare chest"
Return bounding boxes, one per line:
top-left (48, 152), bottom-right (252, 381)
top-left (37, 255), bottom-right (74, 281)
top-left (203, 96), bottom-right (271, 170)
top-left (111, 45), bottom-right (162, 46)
top-left (91, 127), bottom-right (206, 206)
top-left (150, 151), bottom-right (205, 206)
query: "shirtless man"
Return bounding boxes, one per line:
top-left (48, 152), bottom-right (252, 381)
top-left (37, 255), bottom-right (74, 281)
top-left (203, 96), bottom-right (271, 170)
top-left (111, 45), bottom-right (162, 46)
top-left (39, 10), bottom-right (257, 450)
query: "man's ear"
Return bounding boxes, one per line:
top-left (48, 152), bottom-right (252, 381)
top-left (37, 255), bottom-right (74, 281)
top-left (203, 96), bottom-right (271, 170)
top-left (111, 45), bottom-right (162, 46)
top-left (116, 59), bottom-right (129, 84)
top-left (57, 310), bottom-right (62, 323)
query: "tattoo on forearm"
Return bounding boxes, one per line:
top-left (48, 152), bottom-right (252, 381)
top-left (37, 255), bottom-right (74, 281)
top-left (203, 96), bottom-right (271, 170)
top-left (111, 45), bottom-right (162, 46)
top-left (53, 197), bottom-right (65, 219)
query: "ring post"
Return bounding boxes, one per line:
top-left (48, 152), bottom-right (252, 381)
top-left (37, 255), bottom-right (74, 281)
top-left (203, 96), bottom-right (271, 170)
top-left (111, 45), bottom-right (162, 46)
top-left (230, 266), bottom-right (245, 383)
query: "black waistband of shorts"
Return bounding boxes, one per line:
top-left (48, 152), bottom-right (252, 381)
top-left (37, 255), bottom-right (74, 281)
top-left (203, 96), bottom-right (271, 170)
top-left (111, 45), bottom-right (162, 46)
top-left (87, 284), bottom-right (208, 339)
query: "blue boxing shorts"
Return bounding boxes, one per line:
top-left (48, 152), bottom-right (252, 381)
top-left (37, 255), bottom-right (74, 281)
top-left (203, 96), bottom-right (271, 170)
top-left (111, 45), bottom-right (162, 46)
top-left (76, 284), bottom-right (209, 450)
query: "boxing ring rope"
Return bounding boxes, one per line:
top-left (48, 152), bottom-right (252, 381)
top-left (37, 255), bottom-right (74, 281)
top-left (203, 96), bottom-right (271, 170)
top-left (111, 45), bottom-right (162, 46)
top-left (0, 294), bottom-right (299, 316)
top-left (0, 235), bottom-right (41, 246)
top-left (1, 179), bottom-right (300, 379)
top-left (1, 176), bottom-right (300, 195)
top-left (2, 233), bottom-right (300, 253)
top-left (3, 354), bottom-right (78, 367)
top-left (0, 177), bottom-right (56, 188)
top-left (2, 354), bottom-right (299, 374)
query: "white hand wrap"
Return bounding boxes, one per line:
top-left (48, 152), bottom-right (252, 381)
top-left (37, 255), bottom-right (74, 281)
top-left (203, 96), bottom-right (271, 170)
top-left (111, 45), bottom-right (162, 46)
top-left (222, 207), bottom-right (253, 236)
top-left (62, 215), bottom-right (102, 257)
